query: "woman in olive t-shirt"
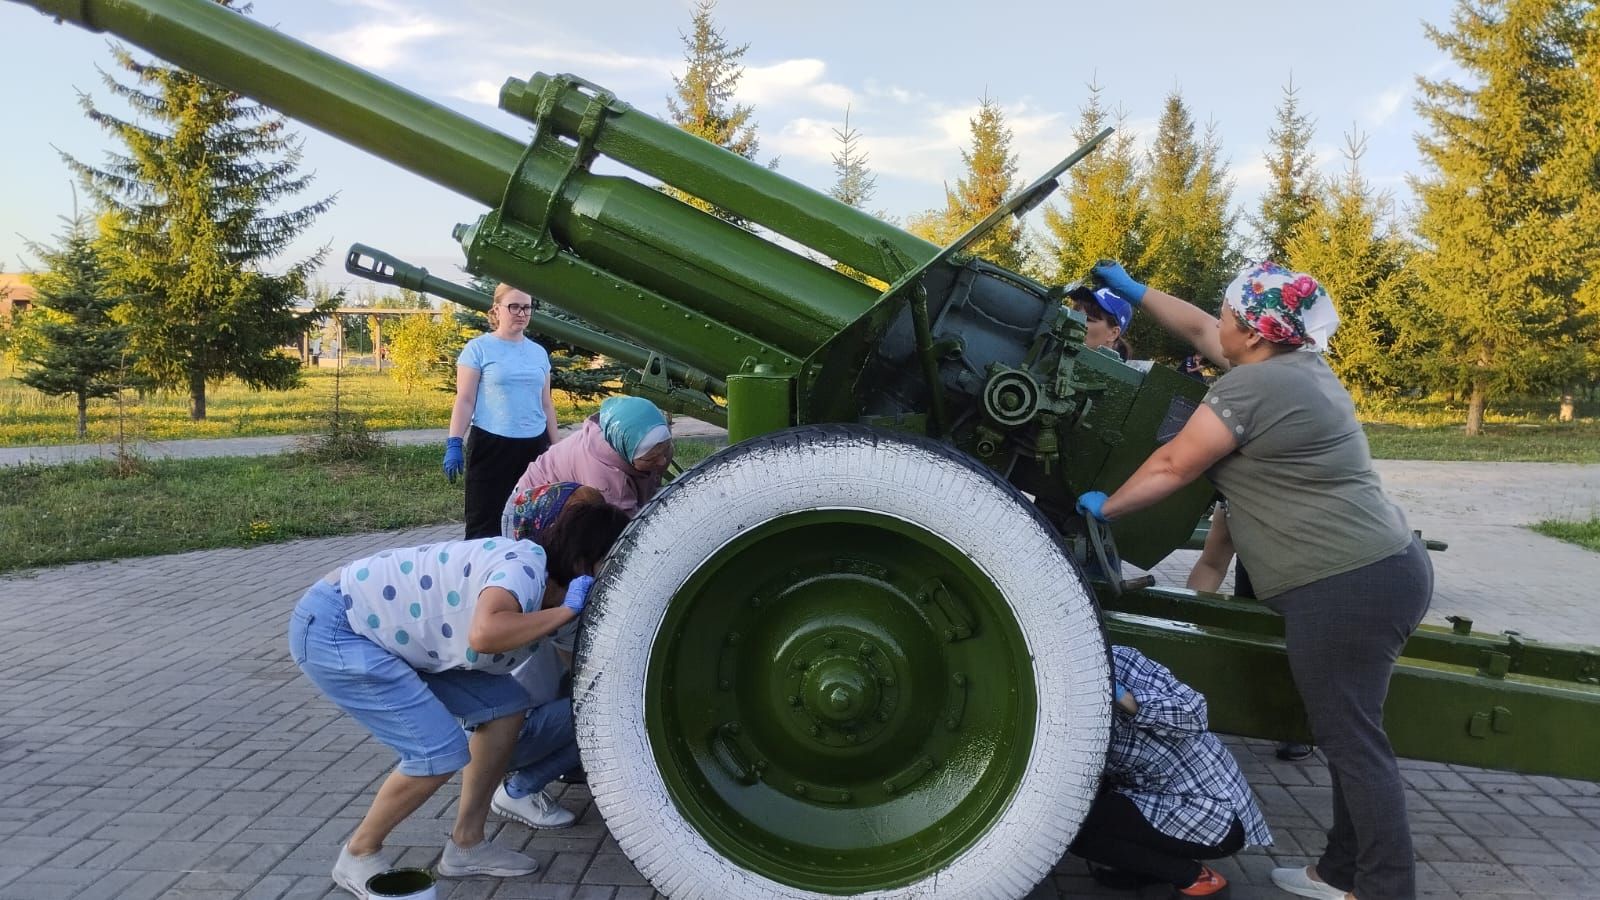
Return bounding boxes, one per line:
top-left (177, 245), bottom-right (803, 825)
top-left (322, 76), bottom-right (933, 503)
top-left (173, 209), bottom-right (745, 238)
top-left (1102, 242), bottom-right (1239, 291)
top-left (1078, 261), bottom-right (1433, 900)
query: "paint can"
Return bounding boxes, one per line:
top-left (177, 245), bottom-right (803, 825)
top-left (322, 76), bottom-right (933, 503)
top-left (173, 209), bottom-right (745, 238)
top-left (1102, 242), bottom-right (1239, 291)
top-left (366, 868), bottom-right (437, 900)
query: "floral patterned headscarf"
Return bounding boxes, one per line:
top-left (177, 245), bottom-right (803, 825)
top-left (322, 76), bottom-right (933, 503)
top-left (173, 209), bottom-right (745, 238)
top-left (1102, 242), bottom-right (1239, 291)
top-left (1223, 261), bottom-right (1339, 350)
top-left (508, 481), bottom-right (585, 543)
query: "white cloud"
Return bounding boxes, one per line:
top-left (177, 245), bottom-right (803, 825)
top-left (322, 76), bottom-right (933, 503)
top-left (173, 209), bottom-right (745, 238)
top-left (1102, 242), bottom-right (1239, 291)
top-left (1364, 85), bottom-right (1408, 126)
top-left (734, 59), bottom-right (855, 111)
top-left (311, 17), bottom-right (459, 71)
top-left (450, 79), bottom-right (503, 106)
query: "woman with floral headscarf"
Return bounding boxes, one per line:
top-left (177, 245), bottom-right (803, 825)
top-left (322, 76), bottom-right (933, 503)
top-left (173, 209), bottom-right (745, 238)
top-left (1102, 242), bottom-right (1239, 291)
top-left (1077, 261), bottom-right (1432, 900)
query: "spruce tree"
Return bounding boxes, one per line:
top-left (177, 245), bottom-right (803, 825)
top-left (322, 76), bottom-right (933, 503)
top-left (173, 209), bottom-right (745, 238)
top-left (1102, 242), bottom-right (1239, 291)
top-left (825, 106), bottom-right (890, 288)
top-left (1284, 131), bottom-right (1423, 395)
top-left (666, 0), bottom-right (764, 223)
top-left (1134, 90), bottom-right (1239, 361)
top-left (1252, 78), bottom-right (1320, 261)
top-left (64, 14), bottom-right (334, 421)
top-left (1411, 0), bottom-right (1598, 434)
top-left (1041, 79), bottom-right (1146, 284)
top-left (828, 106), bottom-right (877, 210)
top-left (908, 96), bottom-right (1029, 272)
top-left (18, 214), bottom-right (129, 437)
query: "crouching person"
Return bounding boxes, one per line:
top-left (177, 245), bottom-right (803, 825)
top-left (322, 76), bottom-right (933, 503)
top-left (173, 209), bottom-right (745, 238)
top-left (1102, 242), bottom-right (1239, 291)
top-left (1070, 645), bottom-right (1273, 898)
top-left (287, 502), bottom-right (625, 897)
top-left (491, 499), bottom-right (629, 828)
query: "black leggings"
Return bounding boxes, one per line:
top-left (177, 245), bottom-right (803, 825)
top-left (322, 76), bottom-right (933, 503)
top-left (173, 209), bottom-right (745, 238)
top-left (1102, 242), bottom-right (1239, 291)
top-left (1069, 788), bottom-right (1245, 887)
top-left (464, 425), bottom-right (550, 540)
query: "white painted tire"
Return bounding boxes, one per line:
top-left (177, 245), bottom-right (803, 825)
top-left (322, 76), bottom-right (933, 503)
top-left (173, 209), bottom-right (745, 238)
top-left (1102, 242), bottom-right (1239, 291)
top-left (574, 425), bottom-right (1110, 899)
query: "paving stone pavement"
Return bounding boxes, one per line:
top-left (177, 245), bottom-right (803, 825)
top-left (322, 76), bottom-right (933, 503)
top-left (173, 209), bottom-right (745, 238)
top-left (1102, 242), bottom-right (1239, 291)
top-left (2, 457), bottom-right (1598, 898)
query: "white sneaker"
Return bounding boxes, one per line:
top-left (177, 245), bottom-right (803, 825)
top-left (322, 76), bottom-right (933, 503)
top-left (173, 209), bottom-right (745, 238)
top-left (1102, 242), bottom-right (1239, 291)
top-left (492, 784), bottom-right (577, 829)
top-left (1270, 865), bottom-right (1349, 900)
top-left (436, 837), bottom-right (540, 877)
top-left (331, 844), bottom-right (389, 898)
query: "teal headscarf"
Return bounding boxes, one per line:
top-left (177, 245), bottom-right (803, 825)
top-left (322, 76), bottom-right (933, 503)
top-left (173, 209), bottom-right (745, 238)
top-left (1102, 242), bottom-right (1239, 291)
top-left (598, 396), bottom-right (669, 462)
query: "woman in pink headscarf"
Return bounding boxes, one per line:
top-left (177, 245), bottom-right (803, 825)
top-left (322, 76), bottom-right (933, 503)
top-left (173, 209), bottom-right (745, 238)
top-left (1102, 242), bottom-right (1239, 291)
top-left (508, 396), bottom-right (673, 519)
top-left (1077, 261), bottom-right (1432, 900)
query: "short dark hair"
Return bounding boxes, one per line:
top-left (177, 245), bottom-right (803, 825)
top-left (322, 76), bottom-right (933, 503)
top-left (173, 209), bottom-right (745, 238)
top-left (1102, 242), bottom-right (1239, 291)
top-left (539, 501), bottom-right (630, 585)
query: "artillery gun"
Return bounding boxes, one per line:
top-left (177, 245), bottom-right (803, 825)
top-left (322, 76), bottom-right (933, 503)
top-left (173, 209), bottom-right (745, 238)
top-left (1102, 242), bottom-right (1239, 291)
top-left (11, 2), bottom-right (1600, 897)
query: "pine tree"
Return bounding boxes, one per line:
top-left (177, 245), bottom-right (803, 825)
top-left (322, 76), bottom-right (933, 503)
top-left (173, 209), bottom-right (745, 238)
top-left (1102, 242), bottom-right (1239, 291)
top-left (829, 105), bottom-right (877, 210)
top-left (1041, 79), bottom-right (1146, 284)
top-left (64, 14), bottom-right (335, 421)
top-left (18, 214), bottom-right (130, 437)
top-left (1284, 131), bottom-right (1424, 395)
top-left (1252, 78), bottom-right (1320, 261)
top-left (1134, 90), bottom-right (1239, 361)
top-left (827, 106), bottom-right (889, 288)
top-left (1411, 0), bottom-right (1599, 434)
top-left (666, 0), bottom-right (764, 223)
top-left (908, 95), bottom-right (1028, 272)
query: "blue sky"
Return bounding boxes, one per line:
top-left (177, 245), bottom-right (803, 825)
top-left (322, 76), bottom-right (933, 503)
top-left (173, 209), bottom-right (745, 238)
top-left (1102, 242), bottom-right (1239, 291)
top-left (1, 0), bottom-right (1460, 291)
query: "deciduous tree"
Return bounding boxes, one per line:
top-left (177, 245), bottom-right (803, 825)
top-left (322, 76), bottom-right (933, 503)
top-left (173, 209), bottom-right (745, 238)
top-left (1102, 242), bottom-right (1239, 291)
top-left (386, 312), bottom-right (465, 396)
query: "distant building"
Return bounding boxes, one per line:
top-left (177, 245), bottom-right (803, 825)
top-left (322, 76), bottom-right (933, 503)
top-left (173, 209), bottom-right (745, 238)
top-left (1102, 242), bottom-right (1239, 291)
top-left (0, 273), bottom-right (37, 319)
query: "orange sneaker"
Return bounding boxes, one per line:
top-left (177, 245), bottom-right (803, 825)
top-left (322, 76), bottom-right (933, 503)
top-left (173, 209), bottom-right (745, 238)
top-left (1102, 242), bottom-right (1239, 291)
top-left (1179, 865), bottom-right (1229, 897)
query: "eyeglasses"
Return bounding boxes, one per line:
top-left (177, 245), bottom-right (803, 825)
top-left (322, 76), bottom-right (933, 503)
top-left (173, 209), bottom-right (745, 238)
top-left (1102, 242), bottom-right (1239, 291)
top-left (502, 304), bottom-right (533, 314)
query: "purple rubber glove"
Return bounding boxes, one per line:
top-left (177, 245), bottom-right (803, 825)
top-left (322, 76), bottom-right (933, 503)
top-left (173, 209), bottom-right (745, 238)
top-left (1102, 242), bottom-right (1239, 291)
top-left (443, 436), bottom-right (464, 483)
top-left (1091, 260), bottom-right (1147, 305)
top-left (562, 575), bottom-right (596, 614)
top-left (1077, 490), bottom-right (1111, 523)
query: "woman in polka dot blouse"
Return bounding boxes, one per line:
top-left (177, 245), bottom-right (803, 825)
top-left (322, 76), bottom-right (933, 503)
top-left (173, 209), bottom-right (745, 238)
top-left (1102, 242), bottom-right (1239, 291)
top-left (288, 503), bottom-right (628, 897)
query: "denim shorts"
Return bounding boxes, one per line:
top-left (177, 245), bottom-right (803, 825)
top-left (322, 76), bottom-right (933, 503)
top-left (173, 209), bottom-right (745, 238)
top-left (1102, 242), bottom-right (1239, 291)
top-left (288, 580), bottom-right (533, 776)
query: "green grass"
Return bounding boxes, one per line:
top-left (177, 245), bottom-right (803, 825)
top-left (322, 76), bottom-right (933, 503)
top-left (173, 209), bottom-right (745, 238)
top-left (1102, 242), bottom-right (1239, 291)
top-left (0, 438), bottom-right (726, 574)
top-left (0, 369), bottom-right (601, 446)
top-left (1362, 421), bottom-right (1600, 463)
top-left (1531, 517), bottom-right (1600, 553)
top-left (1357, 395), bottom-right (1600, 463)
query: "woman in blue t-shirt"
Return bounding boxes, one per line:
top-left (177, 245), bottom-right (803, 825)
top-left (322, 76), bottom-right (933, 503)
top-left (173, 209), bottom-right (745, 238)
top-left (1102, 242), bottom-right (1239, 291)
top-left (445, 284), bottom-right (562, 539)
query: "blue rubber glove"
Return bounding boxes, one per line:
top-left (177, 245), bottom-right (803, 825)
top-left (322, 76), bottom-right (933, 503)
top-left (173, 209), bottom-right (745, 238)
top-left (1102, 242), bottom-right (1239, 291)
top-left (1114, 680), bottom-right (1130, 704)
top-left (1091, 260), bottom-right (1147, 305)
top-left (562, 574), bottom-right (596, 614)
top-left (442, 436), bottom-right (464, 483)
top-left (1077, 490), bottom-right (1111, 523)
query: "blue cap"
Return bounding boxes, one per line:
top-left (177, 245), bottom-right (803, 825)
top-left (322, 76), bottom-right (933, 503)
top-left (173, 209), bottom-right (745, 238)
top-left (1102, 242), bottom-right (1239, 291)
top-left (1087, 288), bottom-right (1133, 332)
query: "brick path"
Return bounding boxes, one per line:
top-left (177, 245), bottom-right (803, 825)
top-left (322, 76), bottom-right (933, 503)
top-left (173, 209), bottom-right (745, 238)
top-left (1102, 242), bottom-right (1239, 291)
top-left (3, 458), bottom-right (1599, 898)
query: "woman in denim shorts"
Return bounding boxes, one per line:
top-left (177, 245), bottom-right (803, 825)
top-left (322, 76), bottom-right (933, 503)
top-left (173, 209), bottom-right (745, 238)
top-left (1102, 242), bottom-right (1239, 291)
top-left (289, 504), bottom-right (627, 898)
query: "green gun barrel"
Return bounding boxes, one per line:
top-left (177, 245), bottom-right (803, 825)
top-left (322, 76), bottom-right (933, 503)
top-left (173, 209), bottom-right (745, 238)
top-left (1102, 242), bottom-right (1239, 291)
top-left (343, 244), bottom-right (725, 397)
top-left (15, 0), bottom-right (906, 373)
top-left (23, 0), bottom-right (523, 207)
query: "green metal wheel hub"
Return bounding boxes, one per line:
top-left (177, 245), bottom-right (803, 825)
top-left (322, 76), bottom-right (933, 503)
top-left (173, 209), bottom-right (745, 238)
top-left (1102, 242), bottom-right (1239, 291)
top-left (645, 509), bottom-right (1039, 893)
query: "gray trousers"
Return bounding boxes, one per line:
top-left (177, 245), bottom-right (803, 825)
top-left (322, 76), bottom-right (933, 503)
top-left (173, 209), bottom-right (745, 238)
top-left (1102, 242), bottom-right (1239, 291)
top-left (1266, 537), bottom-right (1433, 900)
